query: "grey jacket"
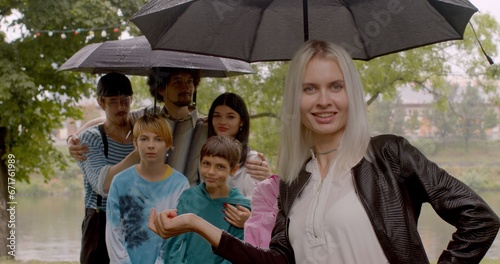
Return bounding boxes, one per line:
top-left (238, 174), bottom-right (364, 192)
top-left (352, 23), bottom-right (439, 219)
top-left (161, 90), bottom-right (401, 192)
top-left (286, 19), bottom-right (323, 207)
top-left (215, 134), bottom-right (500, 264)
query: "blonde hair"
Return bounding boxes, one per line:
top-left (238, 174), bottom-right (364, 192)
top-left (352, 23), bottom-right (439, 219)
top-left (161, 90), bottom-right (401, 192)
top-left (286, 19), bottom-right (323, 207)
top-left (278, 40), bottom-right (371, 184)
top-left (133, 114), bottom-right (173, 148)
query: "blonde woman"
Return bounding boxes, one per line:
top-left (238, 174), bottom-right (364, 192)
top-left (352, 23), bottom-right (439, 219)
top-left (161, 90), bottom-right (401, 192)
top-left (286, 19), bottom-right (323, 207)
top-left (148, 40), bottom-right (499, 264)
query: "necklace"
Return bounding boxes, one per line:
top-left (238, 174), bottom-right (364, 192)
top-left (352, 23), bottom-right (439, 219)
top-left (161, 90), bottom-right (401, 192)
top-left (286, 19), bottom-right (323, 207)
top-left (315, 147), bottom-right (339, 155)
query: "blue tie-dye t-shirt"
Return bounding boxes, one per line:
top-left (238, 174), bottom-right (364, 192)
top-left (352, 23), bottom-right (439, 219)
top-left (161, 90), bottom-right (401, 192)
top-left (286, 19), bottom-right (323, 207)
top-left (106, 165), bottom-right (189, 264)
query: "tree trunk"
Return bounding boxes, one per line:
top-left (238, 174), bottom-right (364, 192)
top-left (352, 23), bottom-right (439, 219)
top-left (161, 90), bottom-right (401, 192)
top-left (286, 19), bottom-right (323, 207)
top-left (0, 127), bottom-right (14, 258)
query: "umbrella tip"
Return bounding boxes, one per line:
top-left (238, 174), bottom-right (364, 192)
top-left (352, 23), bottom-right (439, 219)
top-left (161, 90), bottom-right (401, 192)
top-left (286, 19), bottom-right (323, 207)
top-left (485, 54), bottom-right (495, 65)
top-left (469, 22), bottom-right (494, 65)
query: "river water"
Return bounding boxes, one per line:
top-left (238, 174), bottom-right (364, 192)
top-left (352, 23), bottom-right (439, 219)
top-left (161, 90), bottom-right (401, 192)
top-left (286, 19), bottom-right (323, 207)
top-left (14, 192), bottom-right (500, 262)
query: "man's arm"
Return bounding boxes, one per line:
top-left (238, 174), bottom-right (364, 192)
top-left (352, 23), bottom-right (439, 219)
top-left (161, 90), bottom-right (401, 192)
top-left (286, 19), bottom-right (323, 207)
top-left (68, 107), bottom-right (150, 161)
top-left (78, 129), bottom-right (138, 196)
top-left (67, 117), bottom-right (105, 161)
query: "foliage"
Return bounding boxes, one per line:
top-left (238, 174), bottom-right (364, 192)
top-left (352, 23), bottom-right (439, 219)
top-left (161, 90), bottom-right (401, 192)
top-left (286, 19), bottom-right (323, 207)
top-left (197, 62), bottom-right (288, 169)
top-left (481, 107), bottom-right (499, 138)
top-left (129, 75), bottom-right (152, 109)
top-left (1, 0), bottom-right (147, 188)
top-left (458, 165), bottom-right (500, 192)
top-left (425, 82), bottom-right (498, 149)
top-left (357, 14), bottom-right (500, 106)
top-left (453, 84), bottom-right (488, 150)
top-left (367, 97), bottom-right (393, 134)
top-left (410, 138), bottom-right (437, 156)
top-left (367, 96), bottom-right (409, 137)
top-left (406, 110), bottom-right (421, 134)
top-left (0, 0), bottom-right (148, 257)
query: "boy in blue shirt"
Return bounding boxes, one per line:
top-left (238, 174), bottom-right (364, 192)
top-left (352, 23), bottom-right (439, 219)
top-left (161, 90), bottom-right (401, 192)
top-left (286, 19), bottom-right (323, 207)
top-left (106, 114), bottom-right (189, 264)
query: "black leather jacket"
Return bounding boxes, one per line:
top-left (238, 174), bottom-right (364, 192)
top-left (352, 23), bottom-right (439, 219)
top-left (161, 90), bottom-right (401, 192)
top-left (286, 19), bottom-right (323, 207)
top-left (215, 135), bottom-right (500, 264)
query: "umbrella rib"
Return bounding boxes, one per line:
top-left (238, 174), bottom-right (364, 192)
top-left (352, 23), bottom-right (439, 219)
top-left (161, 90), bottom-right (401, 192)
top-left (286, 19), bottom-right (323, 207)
top-left (303, 0), bottom-right (309, 41)
top-left (250, 1), bottom-right (275, 62)
top-left (338, 0), bottom-right (370, 59)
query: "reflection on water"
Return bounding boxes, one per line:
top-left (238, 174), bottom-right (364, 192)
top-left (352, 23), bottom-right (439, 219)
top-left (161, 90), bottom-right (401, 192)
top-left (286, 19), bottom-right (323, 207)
top-left (15, 192), bottom-right (500, 262)
top-left (16, 195), bottom-right (84, 262)
top-left (418, 191), bottom-right (500, 262)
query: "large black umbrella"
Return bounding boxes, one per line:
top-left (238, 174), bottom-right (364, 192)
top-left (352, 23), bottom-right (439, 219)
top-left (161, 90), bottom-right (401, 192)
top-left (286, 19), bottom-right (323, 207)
top-left (130, 0), bottom-right (478, 62)
top-left (58, 36), bottom-right (254, 77)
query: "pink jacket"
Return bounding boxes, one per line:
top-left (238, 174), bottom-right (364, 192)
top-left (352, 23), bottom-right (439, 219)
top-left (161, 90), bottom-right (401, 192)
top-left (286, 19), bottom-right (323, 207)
top-left (244, 174), bottom-right (280, 248)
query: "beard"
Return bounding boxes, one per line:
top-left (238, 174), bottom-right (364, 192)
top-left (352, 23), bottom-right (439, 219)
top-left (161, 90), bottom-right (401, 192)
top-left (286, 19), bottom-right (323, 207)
top-left (117, 118), bottom-right (128, 127)
top-left (114, 112), bottom-right (129, 127)
top-left (170, 92), bottom-right (192, 107)
top-left (173, 99), bottom-right (191, 107)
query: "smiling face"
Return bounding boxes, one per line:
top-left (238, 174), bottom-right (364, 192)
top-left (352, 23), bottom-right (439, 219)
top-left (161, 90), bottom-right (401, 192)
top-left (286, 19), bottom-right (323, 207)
top-left (300, 56), bottom-right (348, 140)
top-left (212, 105), bottom-right (242, 138)
top-left (199, 155), bottom-right (238, 192)
top-left (134, 131), bottom-right (169, 164)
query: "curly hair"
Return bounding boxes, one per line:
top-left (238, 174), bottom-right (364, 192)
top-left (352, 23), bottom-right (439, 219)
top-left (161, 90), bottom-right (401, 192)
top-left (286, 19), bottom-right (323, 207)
top-left (147, 67), bottom-right (201, 102)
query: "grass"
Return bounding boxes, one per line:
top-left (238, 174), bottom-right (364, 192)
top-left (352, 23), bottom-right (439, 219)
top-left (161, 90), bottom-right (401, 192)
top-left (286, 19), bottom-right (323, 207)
top-left (428, 140), bottom-right (500, 165)
top-left (0, 258), bottom-right (77, 264)
top-left (432, 260), bottom-right (500, 264)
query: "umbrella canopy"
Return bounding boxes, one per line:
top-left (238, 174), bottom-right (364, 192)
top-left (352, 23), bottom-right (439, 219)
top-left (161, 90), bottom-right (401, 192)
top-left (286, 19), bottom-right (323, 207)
top-left (58, 36), bottom-right (254, 77)
top-left (130, 0), bottom-right (478, 62)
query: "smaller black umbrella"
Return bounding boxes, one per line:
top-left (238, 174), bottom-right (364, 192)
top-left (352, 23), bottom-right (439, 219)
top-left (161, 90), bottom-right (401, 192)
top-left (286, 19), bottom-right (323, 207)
top-left (59, 36), bottom-right (255, 111)
top-left (58, 36), bottom-right (254, 77)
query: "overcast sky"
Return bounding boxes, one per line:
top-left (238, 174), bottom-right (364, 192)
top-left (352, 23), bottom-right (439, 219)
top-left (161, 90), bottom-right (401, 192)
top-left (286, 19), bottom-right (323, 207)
top-left (471, 0), bottom-right (500, 20)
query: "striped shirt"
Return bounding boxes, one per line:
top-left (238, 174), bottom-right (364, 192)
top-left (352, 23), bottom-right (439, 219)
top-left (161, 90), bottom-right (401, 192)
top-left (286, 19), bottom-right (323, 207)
top-left (78, 126), bottom-right (135, 211)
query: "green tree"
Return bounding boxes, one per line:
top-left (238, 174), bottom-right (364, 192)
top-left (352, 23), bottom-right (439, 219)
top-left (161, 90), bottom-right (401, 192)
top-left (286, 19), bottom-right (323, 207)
top-left (481, 107), bottom-right (499, 139)
top-left (0, 0), bottom-right (148, 257)
top-left (367, 97), bottom-right (393, 134)
top-left (405, 110), bottom-right (421, 136)
top-left (391, 96), bottom-right (406, 136)
top-left (197, 62), bottom-right (288, 168)
top-left (424, 86), bottom-right (460, 143)
top-left (453, 85), bottom-right (488, 151)
top-left (357, 14), bottom-right (500, 108)
top-left (367, 95), bottom-right (406, 136)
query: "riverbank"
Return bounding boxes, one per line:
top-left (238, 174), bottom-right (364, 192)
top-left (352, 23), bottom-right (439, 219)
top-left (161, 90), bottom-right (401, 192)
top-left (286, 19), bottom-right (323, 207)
top-left (1, 256), bottom-right (499, 263)
top-left (0, 258), bottom-right (76, 264)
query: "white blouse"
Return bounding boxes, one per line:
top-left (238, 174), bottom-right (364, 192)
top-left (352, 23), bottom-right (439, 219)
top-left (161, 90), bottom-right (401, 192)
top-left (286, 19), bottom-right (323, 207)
top-left (288, 154), bottom-right (388, 264)
top-left (228, 149), bottom-right (260, 199)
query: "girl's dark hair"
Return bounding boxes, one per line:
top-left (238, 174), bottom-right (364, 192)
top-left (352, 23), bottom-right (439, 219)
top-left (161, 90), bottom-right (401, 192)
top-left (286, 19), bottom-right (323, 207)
top-left (147, 67), bottom-right (201, 102)
top-left (207, 92), bottom-right (250, 165)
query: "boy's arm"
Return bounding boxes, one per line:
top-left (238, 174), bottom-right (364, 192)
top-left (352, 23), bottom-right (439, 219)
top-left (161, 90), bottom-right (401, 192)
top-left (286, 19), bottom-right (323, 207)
top-left (101, 150), bottom-right (139, 194)
top-left (106, 183), bottom-right (133, 264)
